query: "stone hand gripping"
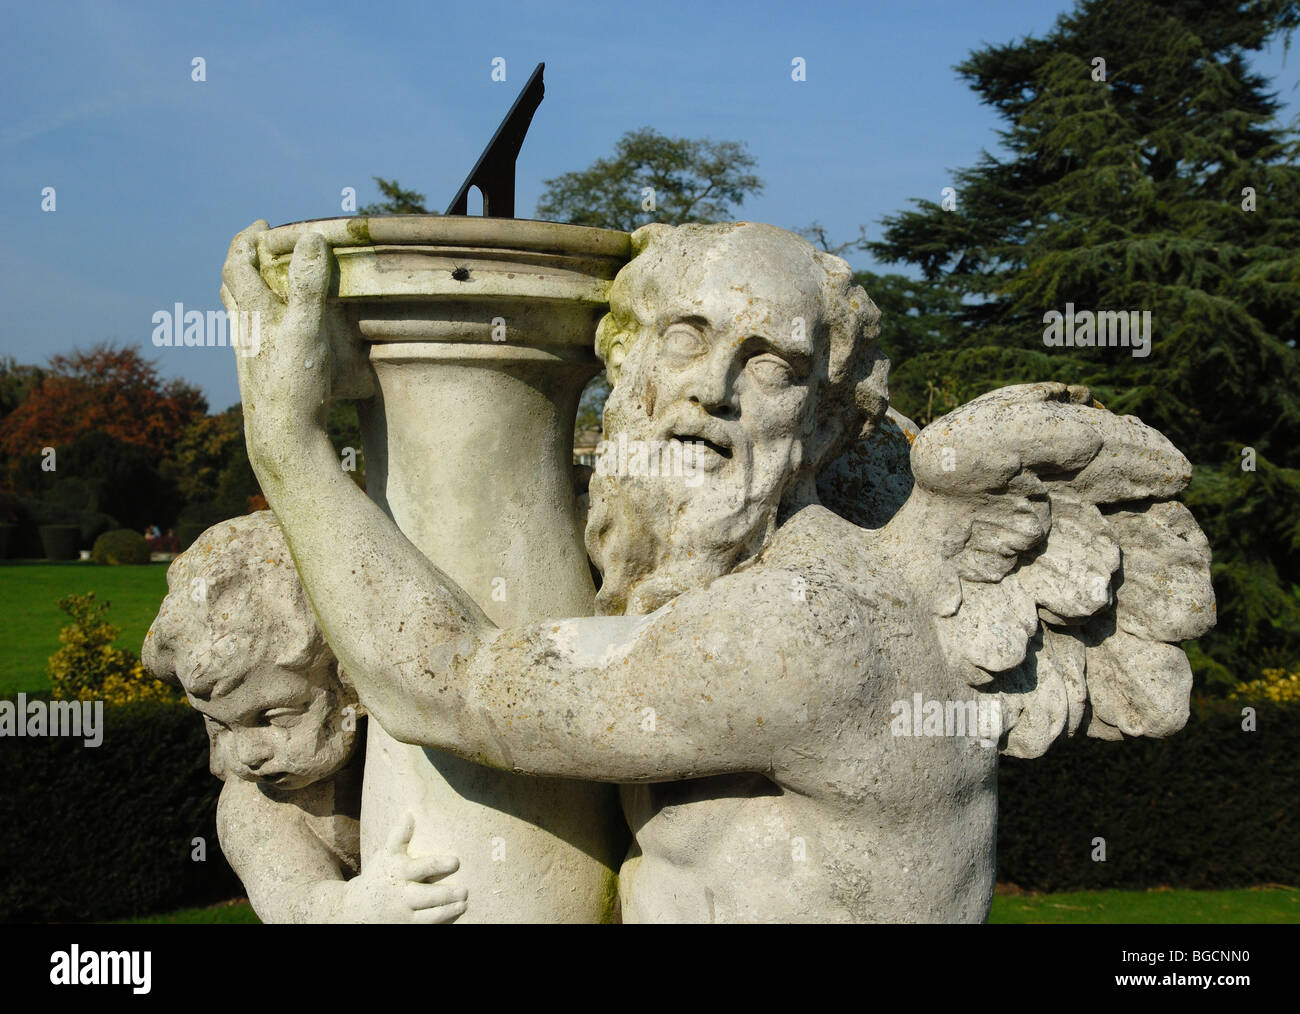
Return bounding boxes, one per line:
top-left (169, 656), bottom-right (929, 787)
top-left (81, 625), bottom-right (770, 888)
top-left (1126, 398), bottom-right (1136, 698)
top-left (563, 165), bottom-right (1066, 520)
top-left (337, 813), bottom-right (468, 924)
top-left (219, 221), bottom-right (374, 480)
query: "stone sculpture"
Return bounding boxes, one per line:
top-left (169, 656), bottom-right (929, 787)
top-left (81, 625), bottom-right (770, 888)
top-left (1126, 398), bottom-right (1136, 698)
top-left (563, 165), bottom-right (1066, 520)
top-left (143, 512), bottom-right (468, 923)
top-left (150, 217), bottom-right (1213, 922)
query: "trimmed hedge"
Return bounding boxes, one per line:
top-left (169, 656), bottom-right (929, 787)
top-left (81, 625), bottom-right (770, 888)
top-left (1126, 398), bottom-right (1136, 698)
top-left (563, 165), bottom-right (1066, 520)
top-left (38, 524), bottom-right (80, 561)
top-left (92, 529), bottom-right (150, 565)
top-left (0, 695), bottom-right (239, 922)
top-left (0, 693), bottom-right (1292, 921)
top-left (997, 697), bottom-right (1300, 891)
top-left (176, 522), bottom-right (208, 550)
top-left (0, 492), bottom-right (115, 557)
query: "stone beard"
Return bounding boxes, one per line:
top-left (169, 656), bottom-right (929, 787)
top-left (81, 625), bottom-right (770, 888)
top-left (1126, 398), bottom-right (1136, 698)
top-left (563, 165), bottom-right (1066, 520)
top-left (582, 220), bottom-right (886, 621)
top-left (585, 358), bottom-right (796, 618)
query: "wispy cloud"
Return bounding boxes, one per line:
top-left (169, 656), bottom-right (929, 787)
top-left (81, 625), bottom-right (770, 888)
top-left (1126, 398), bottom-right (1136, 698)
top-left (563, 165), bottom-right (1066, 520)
top-left (0, 89), bottom-right (138, 150)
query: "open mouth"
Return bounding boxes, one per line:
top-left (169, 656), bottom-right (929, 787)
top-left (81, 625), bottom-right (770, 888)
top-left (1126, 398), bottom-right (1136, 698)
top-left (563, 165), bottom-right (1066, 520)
top-left (673, 433), bottom-right (732, 459)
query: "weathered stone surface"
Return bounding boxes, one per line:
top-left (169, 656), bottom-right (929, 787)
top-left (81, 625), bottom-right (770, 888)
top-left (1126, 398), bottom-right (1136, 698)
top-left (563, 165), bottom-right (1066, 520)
top-left (144, 512), bottom-right (467, 923)
top-left (170, 218), bottom-right (1216, 923)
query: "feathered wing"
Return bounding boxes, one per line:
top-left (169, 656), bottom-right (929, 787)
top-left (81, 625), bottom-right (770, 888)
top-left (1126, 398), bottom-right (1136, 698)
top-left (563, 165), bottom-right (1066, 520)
top-left (879, 382), bottom-right (1215, 758)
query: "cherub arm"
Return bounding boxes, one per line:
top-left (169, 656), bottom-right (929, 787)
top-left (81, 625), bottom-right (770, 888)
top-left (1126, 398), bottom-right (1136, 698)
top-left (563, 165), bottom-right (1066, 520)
top-left (216, 777), bottom-right (352, 923)
top-left (217, 779), bottom-right (465, 924)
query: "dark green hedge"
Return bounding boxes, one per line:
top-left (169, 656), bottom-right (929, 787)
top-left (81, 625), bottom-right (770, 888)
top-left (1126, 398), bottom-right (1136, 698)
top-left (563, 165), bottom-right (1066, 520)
top-left (0, 693), bottom-right (1292, 921)
top-left (0, 695), bottom-right (240, 922)
top-left (0, 492), bottom-right (116, 556)
top-left (175, 522), bottom-right (208, 550)
top-left (996, 697), bottom-right (1299, 891)
top-left (38, 525), bottom-right (80, 561)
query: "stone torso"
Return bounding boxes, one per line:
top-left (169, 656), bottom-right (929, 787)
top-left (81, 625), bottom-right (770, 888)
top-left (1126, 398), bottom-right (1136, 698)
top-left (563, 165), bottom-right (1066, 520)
top-left (618, 508), bottom-right (999, 923)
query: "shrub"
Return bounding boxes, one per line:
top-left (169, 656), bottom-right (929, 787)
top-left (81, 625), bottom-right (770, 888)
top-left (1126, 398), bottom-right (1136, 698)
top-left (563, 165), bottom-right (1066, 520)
top-left (38, 523), bottom-right (80, 560)
top-left (38, 498), bottom-right (118, 551)
top-left (176, 522), bottom-right (208, 549)
top-left (47, 593), bottom-right (179, 704)
top-left (92, 528), bottom-right (150, 565)
top-left (1228, 667), bottom-right (1300, 704)
top-left (0, 694), bottom-right (240, 922)
top-left (11, 431), bottom-right (183, 535)
top-left (1, 491), bottom-right (117, 556)
top-left (997, 696), bottom-right (1300, 891)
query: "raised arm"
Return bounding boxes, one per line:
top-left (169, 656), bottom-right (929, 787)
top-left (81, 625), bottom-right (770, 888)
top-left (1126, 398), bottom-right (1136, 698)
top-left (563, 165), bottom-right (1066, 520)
top-left (223, 223), bottom-right (852, 783)
top-left (222, 223), bottom-right (495, 732)
top-left (259, 414), bottom-right (834, 781)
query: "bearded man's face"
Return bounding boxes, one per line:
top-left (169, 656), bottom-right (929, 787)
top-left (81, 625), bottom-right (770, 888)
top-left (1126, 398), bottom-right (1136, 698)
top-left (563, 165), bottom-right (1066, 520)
top-left (586, 226), bottom-right (828, 615)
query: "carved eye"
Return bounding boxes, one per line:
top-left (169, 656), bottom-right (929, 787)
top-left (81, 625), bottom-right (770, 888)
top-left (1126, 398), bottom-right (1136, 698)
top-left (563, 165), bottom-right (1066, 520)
top-left (662, 324), bottom-right (707, 359)
top-left (748, 352), bottom-right (793, 388)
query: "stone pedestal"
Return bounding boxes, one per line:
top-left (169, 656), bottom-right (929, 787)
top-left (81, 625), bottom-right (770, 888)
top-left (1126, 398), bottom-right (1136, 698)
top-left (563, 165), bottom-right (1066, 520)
top-left (256, 217), bottom-right (631, 921)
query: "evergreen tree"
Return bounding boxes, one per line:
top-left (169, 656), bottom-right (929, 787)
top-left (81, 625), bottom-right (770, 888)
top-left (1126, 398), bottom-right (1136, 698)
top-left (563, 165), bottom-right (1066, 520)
top-left (868, 0), bottom-right (1300, 687)
top-left (358, 177), bottom-right (433, 214)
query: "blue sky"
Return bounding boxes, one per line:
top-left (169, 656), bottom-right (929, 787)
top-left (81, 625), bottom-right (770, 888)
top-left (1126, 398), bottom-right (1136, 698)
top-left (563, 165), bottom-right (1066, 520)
top-left (2, 0), bottom-right (1296, 410)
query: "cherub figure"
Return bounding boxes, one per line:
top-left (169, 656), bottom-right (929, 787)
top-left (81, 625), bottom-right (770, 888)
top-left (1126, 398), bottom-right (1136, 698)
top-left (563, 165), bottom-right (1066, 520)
top-left (144, 511), bottom-right (467, 923)
top-left (223, 220), bottom-right (1214, 922)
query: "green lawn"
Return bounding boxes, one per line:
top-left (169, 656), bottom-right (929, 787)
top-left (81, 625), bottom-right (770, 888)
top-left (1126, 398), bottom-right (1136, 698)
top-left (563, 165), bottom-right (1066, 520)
top-left (112, 899), bottom-right (261, 924)
top-left (990, 885), bottom-right (1300, 924)
top-left (116, 887), bottom-right (1299, 924)
top-left (0, 560), bottom-right (171, 695)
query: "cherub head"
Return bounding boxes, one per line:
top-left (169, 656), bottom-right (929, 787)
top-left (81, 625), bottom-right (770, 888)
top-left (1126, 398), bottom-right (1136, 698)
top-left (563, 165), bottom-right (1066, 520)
top-left (143, 511), bottom-right (358, 790)
top-left (586, 222), bottom-right (890, 615)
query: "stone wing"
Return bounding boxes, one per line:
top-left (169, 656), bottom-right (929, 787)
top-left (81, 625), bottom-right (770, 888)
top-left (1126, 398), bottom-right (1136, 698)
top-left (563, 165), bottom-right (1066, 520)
top-left (889, 382), bottom-right (1215, 758)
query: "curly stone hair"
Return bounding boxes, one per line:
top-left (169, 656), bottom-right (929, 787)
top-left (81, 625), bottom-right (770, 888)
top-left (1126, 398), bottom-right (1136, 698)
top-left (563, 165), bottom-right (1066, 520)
top-left (142, 511), bottom-right (336, 698)
top-left (594, 222), bottom-right (890, 475)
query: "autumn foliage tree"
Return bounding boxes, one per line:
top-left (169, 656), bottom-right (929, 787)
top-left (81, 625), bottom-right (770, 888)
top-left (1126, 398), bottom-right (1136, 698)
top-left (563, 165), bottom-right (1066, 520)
top-left (0, 343), bottom-right (205, 462)
top-left (0, 344), bottom-right (209, 541)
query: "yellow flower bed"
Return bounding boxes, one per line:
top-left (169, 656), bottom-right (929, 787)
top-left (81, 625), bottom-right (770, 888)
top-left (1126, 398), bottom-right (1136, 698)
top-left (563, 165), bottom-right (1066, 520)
top-left (1227, 667), bottom-right (1300, 704)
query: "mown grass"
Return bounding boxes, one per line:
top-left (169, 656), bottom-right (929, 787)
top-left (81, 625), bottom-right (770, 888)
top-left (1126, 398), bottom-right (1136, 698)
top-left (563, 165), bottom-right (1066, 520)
top-left (0, 561), bottom-right (170, 695)
top-left (989, 885), bottom-right (1299, 924)
top-left (111, 898), bottom-right (260, 924)
top-left (115, 886), bottom-right (1300, 924)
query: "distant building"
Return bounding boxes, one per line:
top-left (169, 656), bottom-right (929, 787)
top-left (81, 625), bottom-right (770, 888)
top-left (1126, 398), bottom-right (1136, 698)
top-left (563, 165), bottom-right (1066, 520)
top-left (573, 428), bottom-right (602, 468)
top-left (572, 428), bottom-right (602, 530)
